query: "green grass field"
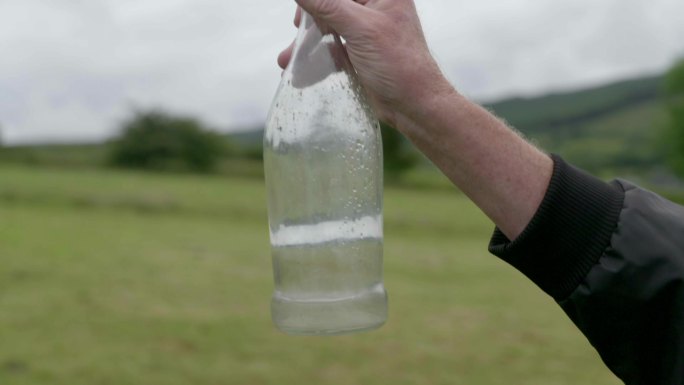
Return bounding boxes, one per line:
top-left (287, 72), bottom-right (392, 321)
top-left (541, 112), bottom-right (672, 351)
top-left (0, 165), bottom-right (621, 385)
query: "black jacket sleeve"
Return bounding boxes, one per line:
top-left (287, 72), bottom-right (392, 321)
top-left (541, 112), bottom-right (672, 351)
top-left (489, 155), bottom-right (684, 384)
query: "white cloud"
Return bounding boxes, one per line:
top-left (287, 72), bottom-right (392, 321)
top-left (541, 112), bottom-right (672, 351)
top-left (1, 0), bottom-right (683, 144)
top-left (423, 0), bottom-right (684, 100)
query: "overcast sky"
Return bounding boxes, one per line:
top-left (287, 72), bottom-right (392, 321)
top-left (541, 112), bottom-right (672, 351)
top-left (1, 0), bottom-right (683, 145)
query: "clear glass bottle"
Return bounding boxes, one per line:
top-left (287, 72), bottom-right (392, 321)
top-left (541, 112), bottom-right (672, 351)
top-left (263, 10), bottom-right (387, 335)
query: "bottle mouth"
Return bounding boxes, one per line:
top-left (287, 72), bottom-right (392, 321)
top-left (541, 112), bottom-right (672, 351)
top-left (290, 13), bottom-right (352, 89)
top-left (301, 9), bottom-right (335, 36)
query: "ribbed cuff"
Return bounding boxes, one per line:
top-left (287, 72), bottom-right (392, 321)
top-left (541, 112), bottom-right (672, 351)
top-left (489, 155), bottom-right (625, 300)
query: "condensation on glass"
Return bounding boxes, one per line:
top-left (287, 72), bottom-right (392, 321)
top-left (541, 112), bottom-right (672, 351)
top-left (263, 11), bottom-right (387, 335)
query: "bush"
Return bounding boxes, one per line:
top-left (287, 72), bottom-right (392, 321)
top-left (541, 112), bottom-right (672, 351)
top-left (665, 60), bottom-right (684, 177)
top-left (109, 110), bottom-right (224, 173)
top-left (381, 122), bottom-right (418, 179)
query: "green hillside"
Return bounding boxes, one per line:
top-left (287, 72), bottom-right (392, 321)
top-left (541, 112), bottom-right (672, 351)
top-left (485, 75), bottom-right (669, 174)
top-left (485, 75), bottom-right (663, 132)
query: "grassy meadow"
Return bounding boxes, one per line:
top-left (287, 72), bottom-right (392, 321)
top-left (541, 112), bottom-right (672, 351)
top-left (0, 164), bottom-right (622, 385)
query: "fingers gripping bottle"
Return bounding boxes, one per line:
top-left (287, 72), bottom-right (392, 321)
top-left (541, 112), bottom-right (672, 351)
top-left (264, 10), bottom-right (387, 335)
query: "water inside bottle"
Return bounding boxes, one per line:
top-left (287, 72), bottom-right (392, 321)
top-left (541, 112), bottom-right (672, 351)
top-left (270, 216), bottom-right (387, 335)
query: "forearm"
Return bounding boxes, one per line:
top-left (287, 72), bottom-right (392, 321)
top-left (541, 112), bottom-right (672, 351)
top-left (394, 85), bottom-right (553, 240)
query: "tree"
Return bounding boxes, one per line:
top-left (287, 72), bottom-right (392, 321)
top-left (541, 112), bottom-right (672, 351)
top-left (665, 60), bottom-right (684, 177)
top-left (380, 122), bottom-right (418, 180)
top-left (109, 110), bottom-right (224, 173)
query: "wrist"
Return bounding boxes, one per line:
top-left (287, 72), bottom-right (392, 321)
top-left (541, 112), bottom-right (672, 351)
top-left (395, 57), bottom-right (460, 122)
top-left (392, 77), bottom-right (463, 138)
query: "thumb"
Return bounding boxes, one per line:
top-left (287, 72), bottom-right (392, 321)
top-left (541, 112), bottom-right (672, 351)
top-left (294, 0), bottom-right (367, 36)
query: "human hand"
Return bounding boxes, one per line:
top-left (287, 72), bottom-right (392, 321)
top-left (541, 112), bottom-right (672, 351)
top-left (277, 0), bottom-right (453, 127)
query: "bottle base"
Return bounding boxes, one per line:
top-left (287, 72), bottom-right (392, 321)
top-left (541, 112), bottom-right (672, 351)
top-left (271, 285), bottom-right (387, 336)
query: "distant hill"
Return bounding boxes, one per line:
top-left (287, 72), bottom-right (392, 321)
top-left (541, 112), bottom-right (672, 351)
top-left (229, 129), bottom-right (263, 148)
top-left (484, 75), bottom-right (663, 132)
top-left (484, 75), bottom-right (669, 173)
